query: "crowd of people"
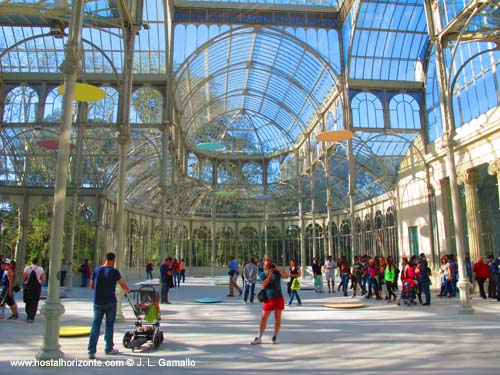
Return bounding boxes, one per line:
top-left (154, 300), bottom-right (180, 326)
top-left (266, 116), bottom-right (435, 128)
top-left (2, 250), bottom-right (500, 350)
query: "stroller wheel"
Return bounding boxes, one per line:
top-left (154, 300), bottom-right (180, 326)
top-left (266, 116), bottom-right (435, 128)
top-left (159, 331), bottom-right (164, 344)
top-left (153, 332), bottom-right (162, 349)
top-left (123, 331), bottom-right (133, 348)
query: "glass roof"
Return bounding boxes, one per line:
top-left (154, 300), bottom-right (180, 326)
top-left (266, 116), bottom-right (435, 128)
top-left (349, 0), bottom-right (429, 81)
top-left (175, 0), bottom-right (337, 8)
top-left (0, 0), bottom-right (497, 220)
top-left (174, 26), bottom-right (338, 157)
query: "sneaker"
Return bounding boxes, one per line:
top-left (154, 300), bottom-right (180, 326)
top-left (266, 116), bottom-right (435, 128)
top-left (251, 336), bottom-right (262, 345)
top-left (26, 319), bottom-right (34, 323)
top-left (272, 336), bottom-right (279, 344)
top-left (88, 353), bottom-right (96, 360)
top-left (7, 314), bottom-right (18, 320)
top-left (105, 349), bottom-right (120, 355)
top-left (297, 302), bottom-right (302, 306)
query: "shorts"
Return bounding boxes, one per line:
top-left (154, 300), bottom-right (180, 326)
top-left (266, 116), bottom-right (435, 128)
top-left (263, 296), bottom-right (285, 311)
top-left (325, 272), bottom-right (334, 281)
top-left (0, 289), bottom-right (15, 307)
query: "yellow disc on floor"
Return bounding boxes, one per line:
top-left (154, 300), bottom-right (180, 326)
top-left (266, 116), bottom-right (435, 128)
top-left (323, 303), bottom-right (365, 309)
top-left (60, 326), bottom-right (92, 337)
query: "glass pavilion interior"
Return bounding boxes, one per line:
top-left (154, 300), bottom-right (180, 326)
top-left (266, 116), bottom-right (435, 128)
top-left (0, 0), bottom-right (499, 281)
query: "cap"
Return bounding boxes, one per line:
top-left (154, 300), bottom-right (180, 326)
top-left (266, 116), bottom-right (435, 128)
top-left (3, 258), bottom-right (11, 264)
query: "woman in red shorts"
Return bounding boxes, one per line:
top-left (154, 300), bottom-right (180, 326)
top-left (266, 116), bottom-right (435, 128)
top-left (251, 258), bottom-right (289, 345)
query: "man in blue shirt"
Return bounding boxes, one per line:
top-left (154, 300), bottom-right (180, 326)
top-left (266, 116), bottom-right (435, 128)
top-left (88, 252), bottom-right (130, 359)
top-left (227, 255), bottom-right (242, 297)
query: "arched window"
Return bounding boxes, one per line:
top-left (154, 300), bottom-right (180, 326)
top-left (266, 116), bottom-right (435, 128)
top-left (88, 86), bottom-right (119, 123)
top-left (193, 225), bottom-right (211, 267)
top-left (200, 159), bottom-right (213, 183)
top-left (242, 162), bottom-right (263, 185)
top-left (239, 226), bottom-right (259, 264)
top-left (187, 153), bottom-right (199, 178)
top-left (264, 225), bottom-right (282, 264)
top-left (351, 92), bottom-right (384, 128)
top-left (267, 159), bottom-right (280, 184)
top-left (389, 93), bottom-right (421, 129)
top-left (386, 207), bottom-right (396, 227)
top-left (355, 217), bottom-right (362, 233)
top-left (130, 87), bottom-right (162, 124)
top-left (326, 111), bottom-right (334, 131)
top-left (44, 86), bottom-right (66, 123)
top-left (3, 86), bottom-right (38, 123)
top-left (336, 100), bottom-right (344, 130)
top-left (375, 210), bottom-right (384, 229)
top-left (280, 154), bottom-right (297, 180)
top-left (129, 218), bottom-right (139, 268)
top-left (217, 161), bottom-right (237, 184)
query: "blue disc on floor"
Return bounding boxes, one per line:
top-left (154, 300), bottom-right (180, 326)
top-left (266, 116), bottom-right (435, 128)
top-left (195, 297), bottom-right (223, 303)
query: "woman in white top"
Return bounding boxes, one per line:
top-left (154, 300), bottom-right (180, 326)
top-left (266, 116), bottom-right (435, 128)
top-left (22, 257), bottom-right (45, 323)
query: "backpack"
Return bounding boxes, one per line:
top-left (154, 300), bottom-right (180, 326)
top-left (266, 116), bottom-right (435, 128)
top-left (25, 267), bottom-right (40, 289)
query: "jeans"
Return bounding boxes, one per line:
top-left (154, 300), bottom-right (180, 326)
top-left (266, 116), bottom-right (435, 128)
top-left (146, 270), bottom-right (153, 280)
top-left (496, 274), bottom-right (500, 300)
top-left (421, 280), bottom-right (431, 304)
top-left (243, 281), bottom-right (255, 302)
top-left (368, 277), bottom-right (379, 299)
top-left (361, 275), bottom-right (368, 295)
top-left (160, 281), bottom-right (170, 303)
top-left (81, 273), bottom-right (88, 287)
top-left (174, 272), bottom-right (181, 287)
top-left (488, 275), bottom-right (496, 298)
top-left (341, 273), bottom-right (349, 296)
top-left (288, 290), bottom-right (301, 305)
top-left (88, 303), bottom-right (117, 355)
top-left (476, 278), bottom-right (486, 298)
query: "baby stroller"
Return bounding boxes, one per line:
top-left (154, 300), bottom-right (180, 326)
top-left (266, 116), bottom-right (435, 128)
top-left (123, 286), bottom-right (164, 351)
top-left (398, 278), bottom-right (417, 306)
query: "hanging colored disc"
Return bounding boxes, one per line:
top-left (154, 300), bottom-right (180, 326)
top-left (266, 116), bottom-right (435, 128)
top-left (196, 142), bottom-right (224, 152)
top-left (58, 83), bottom-right (105, 102)
top-left (316, 130), bottom-right (354, 142)
top-left (37, 140), bottom-right (76, 151)
top-left (216, 191), bottom-right (236, 197)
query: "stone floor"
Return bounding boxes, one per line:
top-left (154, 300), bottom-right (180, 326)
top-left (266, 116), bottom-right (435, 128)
top-left (1, 277), bottom-right (499, 375)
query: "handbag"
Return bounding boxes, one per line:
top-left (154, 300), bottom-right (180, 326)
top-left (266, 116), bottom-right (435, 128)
top-left (291, 278), bottom-right (300, 291)
top-left (12, 283), bottom-right (21, 293)
top-left (257, 288), bottom-right (268, 303)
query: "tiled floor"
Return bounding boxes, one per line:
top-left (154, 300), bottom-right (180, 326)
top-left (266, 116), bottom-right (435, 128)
top-left (1, 277), bottom-right (500, 374)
